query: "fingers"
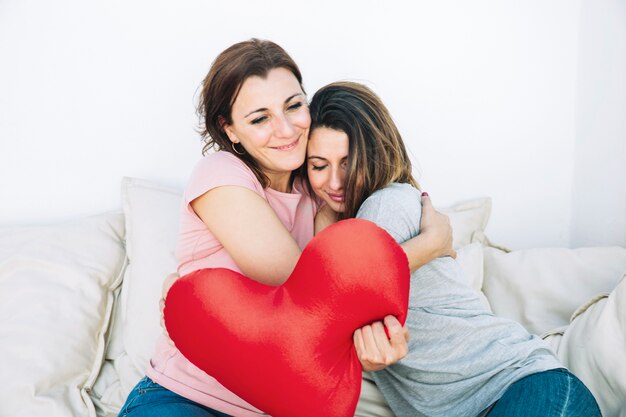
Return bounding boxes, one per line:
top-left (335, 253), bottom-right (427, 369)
top-left (354, 316), bottom-right (410, 372)
top-left (353, 323), bottom-right (384, 366)
top-left (420, 191), bottom-right (455, 259)
top-left (354, 324), bottom-right (388, 372)
top-left (353, 327), bottom-right (365, 357)
top-left (419, 191), bottom-right (439, 226)
top-left (384, 315), bottom-right (410, 344)
top-left (421, 191), bottom-right (433, 211)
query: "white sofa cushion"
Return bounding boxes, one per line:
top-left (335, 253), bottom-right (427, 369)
top-left (0, 212), bottom-right (126, 417)
top-left (439, 197), bottom-right (491, 249)
top-left (455, 242), bottom-right (491, 310)
top-left (455, 242), bottom-right (484, 292)
top-left (483, 246), bottom-right (626, 336)
top-left (116, 177), bottom-right (182, 391)
top-left (556, 272), bottom-right (626, 417)
top-left (90, 178), bottom-right (182, 415)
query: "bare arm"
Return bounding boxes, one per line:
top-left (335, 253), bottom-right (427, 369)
top-left (189, 185), bottom-right (429, 370)
top-left (191, 185), bottom-right (302, 286)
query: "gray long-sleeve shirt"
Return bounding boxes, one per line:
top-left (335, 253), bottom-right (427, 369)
top-left (356, 183), bottom-right (561, 417)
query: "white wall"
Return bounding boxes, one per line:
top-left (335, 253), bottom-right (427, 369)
top-left (570, 0), bottom-right (626, 248)
top-left (1, 0), bottom-right (624, 249)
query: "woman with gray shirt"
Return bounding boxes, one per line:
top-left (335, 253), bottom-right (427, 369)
top-left (305, 81), bottom-right (601, 417)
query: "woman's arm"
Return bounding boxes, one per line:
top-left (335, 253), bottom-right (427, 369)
top-left (193, 185), bottom-right (412, 371)
top-left (400, 193), bottom-right (456, 272)
top-left (192, 185), bottom-right (302, 286)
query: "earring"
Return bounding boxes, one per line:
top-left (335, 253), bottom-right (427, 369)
top-left (231, 142), bottom-right (245, 155)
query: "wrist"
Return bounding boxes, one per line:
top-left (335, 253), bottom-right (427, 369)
top-left (417, 230), bottom-right (437, 255)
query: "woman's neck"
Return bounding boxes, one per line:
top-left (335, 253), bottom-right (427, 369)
top-left (266, 171), bottom-right (293, 193)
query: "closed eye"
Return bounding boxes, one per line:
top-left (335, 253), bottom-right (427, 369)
top-left (250, 102), bottom-right (302, 125)
top-left (310, 165), bottom-right (327, 171)
top-left (251, 116), bottom-right (268, 125)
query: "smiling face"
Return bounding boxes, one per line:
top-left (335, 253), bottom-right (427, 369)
top-left (307, 127), bottom-right (350, 213)
top-left (224, 67), bottom-right (311, 190)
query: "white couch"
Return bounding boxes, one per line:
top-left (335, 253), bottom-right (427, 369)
top-left (1, 177), bottom-right (625, 417)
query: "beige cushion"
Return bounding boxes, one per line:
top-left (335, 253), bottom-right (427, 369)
top-left (439, 197), bottom-right (491, 249)
top-left (455, 242), bottom-right (484, 291)
top-left (483, 246), bottom-right (626, 336)
top-left (555, 272), bottom-right (626, 417)
top-left (122, 178), bottom-right (181, 361)
top-left (455, 242), bottom-right (491, 310)
top-left (89, 286), bottom-right (130, 417)
top-left (89, 178), bottom-right (183, 415)
top-left (0, 213), bottom-right (126, 417)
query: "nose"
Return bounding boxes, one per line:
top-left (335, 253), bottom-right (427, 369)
top-left (329, 167), bottom-right (343, 191)
top-left (273, 114), bottom-right (296, 138)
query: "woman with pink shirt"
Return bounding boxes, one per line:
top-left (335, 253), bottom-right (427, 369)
top-left (117, 39), bottom-right (454, 417)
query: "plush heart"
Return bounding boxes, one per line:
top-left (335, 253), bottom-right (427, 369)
top-left (164, 218), bottom-right (410, 417)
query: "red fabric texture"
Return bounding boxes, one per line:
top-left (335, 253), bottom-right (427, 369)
top-left (164, 218), bottom-right (410, 417)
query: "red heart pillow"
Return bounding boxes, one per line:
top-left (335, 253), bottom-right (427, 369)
top-left (164, 218), bottom-right (410, 417)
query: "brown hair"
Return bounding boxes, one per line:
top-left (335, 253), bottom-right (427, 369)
top-left (307, 81), bottom-right (419, 219)
top-left (197, 39), bottom-right (305, 187)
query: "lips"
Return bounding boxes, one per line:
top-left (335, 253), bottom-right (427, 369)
top-left (271, 137), bottom-right (300, 151)
top-left (328, 193), bottom-right (344, 203)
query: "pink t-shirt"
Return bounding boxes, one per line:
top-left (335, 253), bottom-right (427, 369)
top-left (146, 151), bottom-right (318, 416)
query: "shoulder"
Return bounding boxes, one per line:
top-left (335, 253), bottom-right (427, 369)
top-left (185, 151), bottom-right (263, 204)
top-left (358, 183), bottom-right (422, 217)
top-left (193, 151), bottom-right (254, 176)
top-left (356, 183), bottom-right (422, 242)
top-left (370, 183), bottom-right (421, 200)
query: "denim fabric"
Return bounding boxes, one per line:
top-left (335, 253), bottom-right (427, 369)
top-left (118, 376), bottom-right (233, 417)
top-left (485, 368), bottom-right (602, 417)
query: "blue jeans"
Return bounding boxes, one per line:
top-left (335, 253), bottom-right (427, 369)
top-left (485, 368), bottom-right (601, 417)
top-left (117, 376), bottom-right (234, 417)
